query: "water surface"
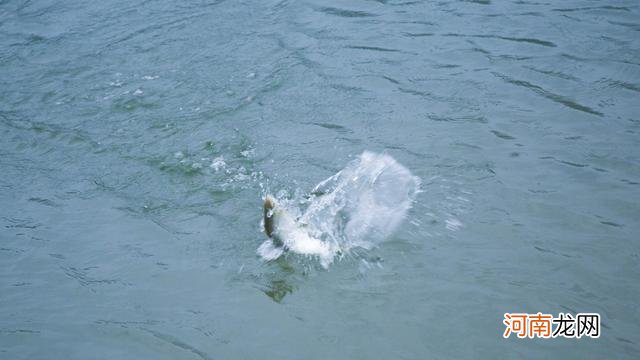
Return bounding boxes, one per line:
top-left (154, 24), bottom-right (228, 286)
top-left (1, 0), bottom-right (639, 358)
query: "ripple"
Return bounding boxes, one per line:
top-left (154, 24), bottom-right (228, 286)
top-left (427, 114), bottom-right (488, 123)
top-left (524, 66), bottom-right (579, 81)
top-left (139, 328), bottom-right (213, 360)
top-left (607, 20), bottom-right (640, 31)
top-left (604, 79), bottom-right (640, 93)
top-left (533, 245), bottom-right (575, 258)
top-left (0, 329), bottom-right (40, 334)
top-left (60, 266), bottom-right (125, 288)
top-left (316, 7), bottom-right (377, 18)
top-left (345, 45), bottom-right (402, 53)
top-left (490, 130), bottom-right (516, 140)
top-left (310, 122), bottom-right (352, 134)
top-left (398, 87), bottom-right (432, 98)
top-left (442, 33), bottom-right (557, 47)
top-left (28, 197), bottom-right (60, 207)
top-left (325, 84), bottom-right (366, 96)
top-left (402, 32), bottom-right (435, 37)
top-left (540, 156), bottom-right (592, 169)
top-left (552, 6), bottom-right (631, 13)
top-left (600, 220), bottom-right (623, 228)
top-left (381, 75), bottom-right (401, 84)
top-left (475, 35), bottom-right (556, 47)
top-left (558, 160), bottom-right (588, 168)
top-left (492, 72), bottom-right (603, 116)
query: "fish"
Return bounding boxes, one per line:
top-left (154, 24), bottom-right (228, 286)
top-left (262, 195), bottom-right (333, 259)
top-left (258, 151), bottom-right (420, 268)
top-left (263, 195), bottom-right (281, 246)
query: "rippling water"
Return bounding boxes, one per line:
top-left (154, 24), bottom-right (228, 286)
top-left (1, 0), bottom-right (639, 358)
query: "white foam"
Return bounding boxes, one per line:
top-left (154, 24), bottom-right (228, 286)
top-left (210, 156), bottom-right (225, 171)
top-left (258, 151), bottom-right (420, 268)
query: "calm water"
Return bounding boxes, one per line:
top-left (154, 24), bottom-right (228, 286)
top-left (1, 0), bottom-right (639, 358)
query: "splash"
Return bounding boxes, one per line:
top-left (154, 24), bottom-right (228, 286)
top-left (258, 151), bottom-right (421, 268)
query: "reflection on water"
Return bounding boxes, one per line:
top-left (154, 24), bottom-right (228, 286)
top-left (263, 279), bottom-right (295, 303)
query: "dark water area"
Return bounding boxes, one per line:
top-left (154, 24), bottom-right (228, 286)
top-left (1, 0), bottom-right (639, 358)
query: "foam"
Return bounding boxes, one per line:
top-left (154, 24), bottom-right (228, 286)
top-left (258, 151), bottom-right (420, 268)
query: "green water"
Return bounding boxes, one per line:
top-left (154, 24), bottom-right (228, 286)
top-left (1, 0), bottom-right (639, 358)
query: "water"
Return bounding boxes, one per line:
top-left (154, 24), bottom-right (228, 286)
top-left (1, 0), bottom-right (639, 358)
top-left (258, 151), bottom-right (421, 268)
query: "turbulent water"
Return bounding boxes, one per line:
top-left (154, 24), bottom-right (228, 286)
top-left (1, 0), bottom-right (639, 358)
top-left (258, 151), bottom-right (421, 268)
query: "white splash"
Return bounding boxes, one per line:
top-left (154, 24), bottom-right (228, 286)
top-left (445, 217), bottom-right (463, 231)
top-left (258, 151), bottom-right (421, 268)
top-left (210, 156), bottom-right (226, 171)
